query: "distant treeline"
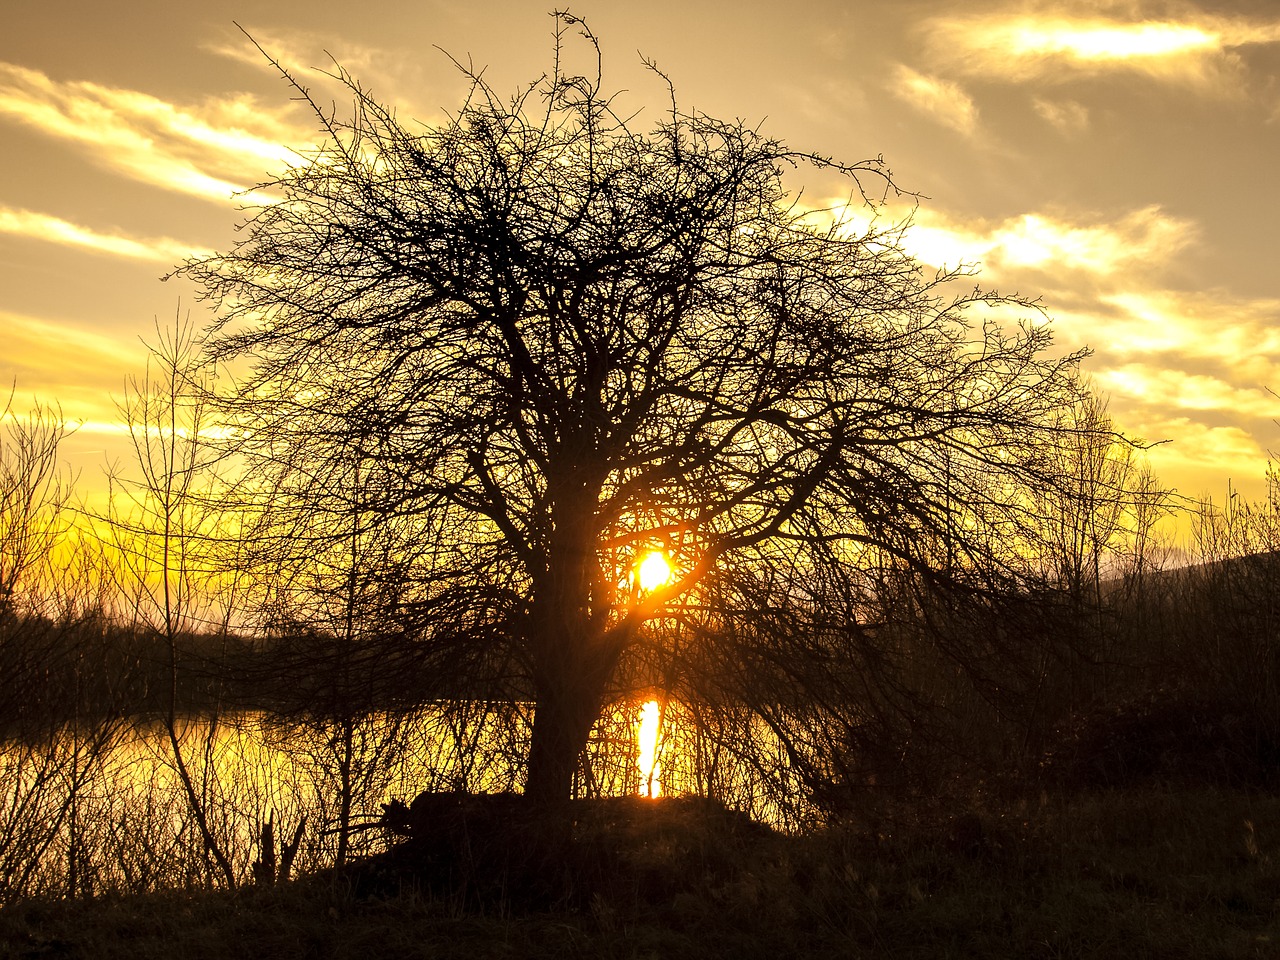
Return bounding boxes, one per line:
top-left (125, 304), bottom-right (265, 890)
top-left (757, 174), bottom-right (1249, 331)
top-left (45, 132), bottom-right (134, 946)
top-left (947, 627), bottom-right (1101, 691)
top-left (4, 535), bottom-right (1278, 792)
top-left (0, 612), bottom-right (514, 736)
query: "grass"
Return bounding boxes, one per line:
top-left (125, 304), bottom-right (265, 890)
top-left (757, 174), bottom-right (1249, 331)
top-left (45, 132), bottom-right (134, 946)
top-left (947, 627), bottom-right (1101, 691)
top-left (3, 788), bottom-right (1280, 959)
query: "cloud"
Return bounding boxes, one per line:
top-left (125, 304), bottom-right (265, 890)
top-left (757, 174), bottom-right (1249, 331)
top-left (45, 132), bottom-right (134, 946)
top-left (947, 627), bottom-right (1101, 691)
top-left (829, 199), bottom-right (1278, 494)
top-left (203, 25), bottom-right (448, 123)
top-left (1138, 418), bottom-right (1270, 491)
top-left (0, 63), bottom-right (308, 204)
top-left (1096, 365), bottom-right (1279, 419)
top-left (993, 207), bottom-right (1193, 275)
top-left (924, 11), bottom-right (1280, 92)
top-left (1032, 96), bottom-right (1089, 132)
top-left (885, 204), bottom-right (1196, 278)
top-left (1090, 290), bottom-right (1280, 365)
top-left (0, 310), bottom-right (144, 426)
top-left (204, 25), bottom-right (386, 80)
top-left (0, 206), bottom-right (213, 263)
top-left (1052, 288), bottom-right (1280, 495)
top-left (890, 65), bottom-right (979, 135)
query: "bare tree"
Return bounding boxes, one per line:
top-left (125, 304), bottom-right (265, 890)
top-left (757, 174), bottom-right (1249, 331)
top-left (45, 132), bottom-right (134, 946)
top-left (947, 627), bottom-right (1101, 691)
top-left (241, 440), bottom-right (419, 867)
top-left (1, 391), bottom-right (72, 738)
top-left (0, 391), bottom-right (72, 618)
top-left (102, 316), bottom-right (238, 885)
top-left (1024, 393), bottom-right (1170, 710)
top-left (184, 15), bottom-right (1115, 806)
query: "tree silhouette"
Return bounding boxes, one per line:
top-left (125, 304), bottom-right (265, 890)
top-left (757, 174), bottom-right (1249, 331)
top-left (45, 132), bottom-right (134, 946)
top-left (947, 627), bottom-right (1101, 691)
top-left (185, 15), bottom-right (1109, 806)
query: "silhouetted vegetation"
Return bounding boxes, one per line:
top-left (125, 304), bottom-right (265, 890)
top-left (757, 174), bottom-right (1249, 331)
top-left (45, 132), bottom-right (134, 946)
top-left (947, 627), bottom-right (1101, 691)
top-left (5, 790), bottom-right (1280, 959)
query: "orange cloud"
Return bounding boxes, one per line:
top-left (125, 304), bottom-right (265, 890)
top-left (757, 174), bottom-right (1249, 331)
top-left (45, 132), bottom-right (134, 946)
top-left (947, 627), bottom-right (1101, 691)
top-left (0, 63), bottom-right (307, 203)
top-left (1137, 418), bottom-right (1271, 492)
top-left (1096, 366), bottom-right (1279, 419)
top-left (876, 205), bottom-right (1196, 277)
top-left (890, 65), bottom-right (979, 135)
top-left (202, 25), bottom-right (449, 125)
top-left (1095, 291), bottom-right (1280, 364)
top-left (0, 206), bottom-right (212, 263)
top-left (924, 12), bottom-right (1280, 91)
top-left (0, 310), bottom-right (142, 425)
top-left (800, 198), bottom-right (1278, 500)
top-left (1031, 96), bottom-right (1089, 132)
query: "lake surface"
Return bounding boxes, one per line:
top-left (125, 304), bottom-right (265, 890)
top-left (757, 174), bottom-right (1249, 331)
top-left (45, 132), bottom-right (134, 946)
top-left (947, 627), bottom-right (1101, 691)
top-left (0, 699), bottom-right (803, 899)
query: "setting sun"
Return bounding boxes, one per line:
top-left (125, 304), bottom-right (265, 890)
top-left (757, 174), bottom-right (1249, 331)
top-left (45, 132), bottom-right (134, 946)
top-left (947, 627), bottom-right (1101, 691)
top-left (635, 551), bottom-right (672, 592)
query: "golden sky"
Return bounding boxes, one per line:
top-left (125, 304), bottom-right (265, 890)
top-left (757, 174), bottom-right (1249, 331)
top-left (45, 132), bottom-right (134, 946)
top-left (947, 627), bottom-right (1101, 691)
top-left (2, 0), bottom-right (1278, 504)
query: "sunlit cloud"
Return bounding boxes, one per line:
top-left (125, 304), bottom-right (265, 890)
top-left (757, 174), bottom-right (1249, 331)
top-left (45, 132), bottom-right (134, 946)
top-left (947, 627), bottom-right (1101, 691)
top-left (0, 206), bottom-right (213, 263)
top-left (801, 202), bottom-right (1197, 298)
top-left (890, 65), bottom-right (979, 135)
top-left (0, 310), bottom-right (144, 427)
top-left (1137, 418), bottom-right (1271, 492)
top-left (2, 309), bottom-right (142, 374)
top-left (925, 12), bottom-right (1280, 91)
top-left (55, 419), bottom-right (134, 436)
top-left (0, 412), bottom-right (134, 440)
top-left (994, 208), bottom-right (1192, 274)
top-left (1, 310), bottom-right (240, 474)
top-left (1096, 365), bottom-right (1279, 419)
top-left (1052, 289), bottom-right (1280, 498)
top-left (814, 197), bottom-right (1279, 497)
top-left (887, 205), bottom-right (1195, 278)
top-left (203, 25), bottom-right (447, 123)
top-left (1032, 96), bottom-right (1089, 132)
top-left (0, 63), bottom-right (307, 204)
top-left (1095, 291), bottom-right (1280, 365)
top-left (1003, 21), bottom-right (1218, 60)
top-left (204, 25), bottom-right (382, 79)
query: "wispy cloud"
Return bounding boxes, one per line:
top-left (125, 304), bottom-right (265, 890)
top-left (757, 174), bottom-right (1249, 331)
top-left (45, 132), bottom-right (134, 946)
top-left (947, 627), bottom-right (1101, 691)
top-left (1097, 365), bottom-right (1279, 418)
top-left (0, 310), bottom-right (144, 426)
top-left (0, 63), bottom-right (308, 204)
top-left (992, 208), bottom-right (1192, 275)
top-left (1137, 418), bottom-right (1270, 494)
top-left (1091, 290), bottom-right (1280, 366)
top-left (833, 199), bottom-right (1278, 491)
top-left (1032, 96), bottom-right (1089, 132)
top-left (924, 12), bottom-right (1280, 91)
top-left (890, 65), bottom-right (979, 135)
top-left (1046, 287), bottom-right (1280, 491)
top-left (203, 25), bottom-right (447, 122)
top-left (890, 205), bottom-right (1196, 278)
top-left (0, 206), bottom-right (212, 263)
top-left (204, 25), bottom-right (384, 79)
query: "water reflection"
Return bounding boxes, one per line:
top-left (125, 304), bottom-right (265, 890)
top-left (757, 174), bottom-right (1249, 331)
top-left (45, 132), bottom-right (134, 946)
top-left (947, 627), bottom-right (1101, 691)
top-left (0, 699), bottom-right (804, 899)
top-left (637, 700), bottom-right (662, 797)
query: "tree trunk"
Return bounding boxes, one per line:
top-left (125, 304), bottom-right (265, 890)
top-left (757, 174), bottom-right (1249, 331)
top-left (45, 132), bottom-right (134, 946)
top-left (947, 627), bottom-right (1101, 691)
top-left (524, 615), bottom-right (622, 806)
top-left (524, 489), bottom-right (619, 806)
top-left (524, 674), bottom-right (606, 806)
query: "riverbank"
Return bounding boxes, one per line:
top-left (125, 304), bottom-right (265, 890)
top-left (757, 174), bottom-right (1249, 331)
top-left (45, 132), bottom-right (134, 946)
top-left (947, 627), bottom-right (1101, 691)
top-left (4, 788), bottom-right (1280, 959)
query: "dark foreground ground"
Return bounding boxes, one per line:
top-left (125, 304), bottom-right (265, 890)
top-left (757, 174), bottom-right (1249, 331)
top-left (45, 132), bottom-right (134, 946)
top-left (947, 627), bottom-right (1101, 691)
top-left (4, 789), bottom-right (1280, 960)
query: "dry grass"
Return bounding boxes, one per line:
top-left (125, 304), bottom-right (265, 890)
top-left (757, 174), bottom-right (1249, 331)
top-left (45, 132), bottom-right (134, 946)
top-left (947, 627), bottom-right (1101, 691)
top-left (3, 787), bottom-right (1279, 959)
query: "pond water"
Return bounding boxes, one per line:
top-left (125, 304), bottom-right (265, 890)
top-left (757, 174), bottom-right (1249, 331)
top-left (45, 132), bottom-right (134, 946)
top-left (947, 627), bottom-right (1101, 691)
top-left (0, 699), bottom-right (804, 900)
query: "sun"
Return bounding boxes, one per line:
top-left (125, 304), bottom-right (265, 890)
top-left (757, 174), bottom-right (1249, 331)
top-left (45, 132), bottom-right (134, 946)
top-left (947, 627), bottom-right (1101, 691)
top-left (635, 550), bottom-right (672, 592)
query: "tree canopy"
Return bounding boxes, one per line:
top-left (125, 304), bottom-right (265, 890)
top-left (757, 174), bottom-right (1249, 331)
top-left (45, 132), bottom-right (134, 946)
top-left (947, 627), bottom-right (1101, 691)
top-left (185, 16), bottom-right (1109, 806)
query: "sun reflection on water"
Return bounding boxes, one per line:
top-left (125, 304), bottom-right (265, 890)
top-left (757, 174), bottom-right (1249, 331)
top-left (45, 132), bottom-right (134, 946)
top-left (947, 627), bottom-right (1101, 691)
top-left (637, 699), bottom-right (662, 797)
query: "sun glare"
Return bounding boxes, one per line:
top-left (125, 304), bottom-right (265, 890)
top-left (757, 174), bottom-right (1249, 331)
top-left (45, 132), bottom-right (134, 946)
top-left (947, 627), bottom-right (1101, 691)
top-left (636, 551), bottom-right (672, 592)
top-left (637, 699), bottom-right (662, 797)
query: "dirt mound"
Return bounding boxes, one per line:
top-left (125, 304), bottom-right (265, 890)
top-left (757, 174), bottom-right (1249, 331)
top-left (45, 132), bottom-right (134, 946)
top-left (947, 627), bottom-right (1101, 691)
top-left (335, 792), bottom-right (777, 910)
